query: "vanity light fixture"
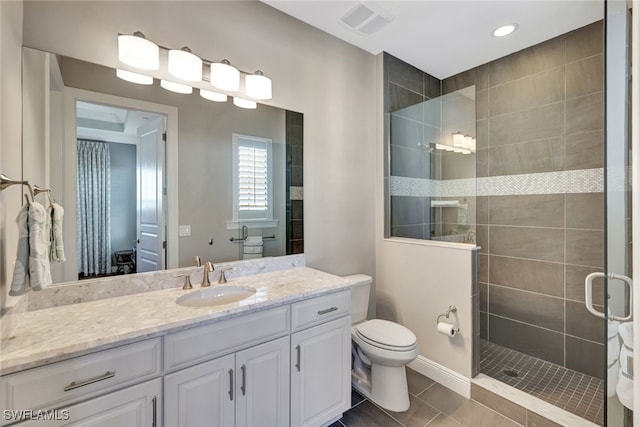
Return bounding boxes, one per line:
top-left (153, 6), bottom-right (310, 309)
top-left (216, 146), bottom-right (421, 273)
top-left (492, 24), bottom-right (518, 37)
top-left (116, 69), bottom-right (153, 85)
top-left (200, 89), bottom-right (228, 102)
top-left (117, 32), bottom-right (269, 107)
top-left (160, 80), bottom-right (193, 94)
top-left (168, 47), bottom-right (203, 82)
top-left (452, 132), bottom-right (465, 147)
top-left (233, 97), bottom-right (257, 109)
top-left (462, 135), bottom-right (474, 149)
top-left (211, 60), bottom-right (241, 92)
top-left (117, 32), bottom-right (159, 70)
top-left (245, 70), bottom-right (272, 100)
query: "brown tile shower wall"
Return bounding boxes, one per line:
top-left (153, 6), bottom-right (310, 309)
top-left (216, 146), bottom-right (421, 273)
top-left (444, 21), bottom-right (606, 378)
top-left (286, 111), bottom-right (304, 254)
top-left (384, 53), bottom-right (441, 239)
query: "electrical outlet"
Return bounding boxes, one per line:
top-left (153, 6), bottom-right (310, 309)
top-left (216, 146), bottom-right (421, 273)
top-left (179, 225), bottom-right (191, 237)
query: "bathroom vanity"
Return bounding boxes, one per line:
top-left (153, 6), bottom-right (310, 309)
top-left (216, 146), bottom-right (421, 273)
top-left (0, 265), bottom-right (354, 427)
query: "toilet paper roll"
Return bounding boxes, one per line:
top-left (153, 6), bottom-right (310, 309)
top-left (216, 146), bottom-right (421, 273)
top-left (437, 321), bottom-right (458, 337)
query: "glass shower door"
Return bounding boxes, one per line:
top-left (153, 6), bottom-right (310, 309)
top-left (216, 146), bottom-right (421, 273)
top-left (602, 1), bottom-right (633, 424)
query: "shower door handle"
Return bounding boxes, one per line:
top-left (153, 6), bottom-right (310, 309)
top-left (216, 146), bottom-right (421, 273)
top-left (584, 272), bottom-right (633, 321)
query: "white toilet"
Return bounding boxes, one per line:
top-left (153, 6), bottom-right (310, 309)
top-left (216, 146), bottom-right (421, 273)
top-left (346, 274), bottom-right (418, 412)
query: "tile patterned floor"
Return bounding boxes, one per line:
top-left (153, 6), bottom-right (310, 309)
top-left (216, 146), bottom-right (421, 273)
top-left (480, 339), bottom-right (604, 426)
top-left (330, 368), bottom-right (521, 427)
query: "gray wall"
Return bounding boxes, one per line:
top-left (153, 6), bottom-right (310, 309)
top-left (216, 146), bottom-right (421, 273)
top-left (444, 21), bottom-right (605, 379)
top-left (20, 1), bottom-right (376, 278)
top-left (109, 142), bottom-right (136, 255)
top-left (0, 0), bottom-right (24, 338)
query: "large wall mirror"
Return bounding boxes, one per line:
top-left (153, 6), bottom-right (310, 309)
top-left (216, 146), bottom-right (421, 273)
top-left (22, 47), bottom-right (304, 286)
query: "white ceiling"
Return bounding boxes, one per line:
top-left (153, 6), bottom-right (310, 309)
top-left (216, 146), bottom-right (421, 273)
top-left (264, 0), bottom-right (604, 79)
top-left (76, 101), bottom-right (163, 144)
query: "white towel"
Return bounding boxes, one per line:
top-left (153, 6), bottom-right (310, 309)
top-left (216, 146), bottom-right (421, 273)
top-left (243, 253), bottom-right (263, 260)
top-left (9, 205), bottom-right (30, 296)
top-left (607, 319), bottom-right (621, 398)
top-left (244, 236), bottom-right (263, 246)
top-left (49, 202), bottom-right (66, 262)
top-left (28, 201), bottom-right (52, 291)
top-left (243, 245), bottom-right (263, 254)
top-left (616, 322), bottom-right (634, 410)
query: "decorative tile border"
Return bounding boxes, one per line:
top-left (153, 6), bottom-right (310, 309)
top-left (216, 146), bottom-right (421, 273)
top-left (290, 186), bottom-right (304, 201)
top-left (390, 168), bottom-right (604, 198)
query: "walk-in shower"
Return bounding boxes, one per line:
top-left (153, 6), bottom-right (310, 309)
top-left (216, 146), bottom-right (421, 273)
top-left (384, 1), bottom-right (633, 424)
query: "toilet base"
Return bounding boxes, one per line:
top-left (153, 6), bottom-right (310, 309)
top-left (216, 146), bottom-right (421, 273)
top-left (352, 363), bottom-right (410, 412)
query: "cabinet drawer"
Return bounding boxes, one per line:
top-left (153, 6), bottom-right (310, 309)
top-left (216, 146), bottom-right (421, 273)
top-left (0, 338), bottom-right (161, 422)
top-left (291, 291), bottom-right (350, 332)
top-left (164, 305), bottom-right (290, 372)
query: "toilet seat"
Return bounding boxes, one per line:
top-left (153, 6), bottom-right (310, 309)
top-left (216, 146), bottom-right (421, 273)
top-left (353, 319), bottom-right (417, 352)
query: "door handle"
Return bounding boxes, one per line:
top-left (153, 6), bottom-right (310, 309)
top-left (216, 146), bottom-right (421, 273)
top-left (295, 345), bottom-right (301, 372)
top-left (585, 272), bottom-right (633, 321)
top-left (228, 369), bottom-right (234, 401)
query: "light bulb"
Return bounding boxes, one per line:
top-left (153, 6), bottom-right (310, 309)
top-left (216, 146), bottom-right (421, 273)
top-left (117, 32), bottom-right (159, 70)
top-left (116, 69), bottom-right (153, 85)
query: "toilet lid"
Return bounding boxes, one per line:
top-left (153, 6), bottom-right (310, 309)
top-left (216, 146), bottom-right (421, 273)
top-left (355, 319), bottom-right (417, 348)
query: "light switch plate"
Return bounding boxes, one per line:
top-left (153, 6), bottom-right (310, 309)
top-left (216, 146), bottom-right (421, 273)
top-left (179, 225), bottom-right (191, 237)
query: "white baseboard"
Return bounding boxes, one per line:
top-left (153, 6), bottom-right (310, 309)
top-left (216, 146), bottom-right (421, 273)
top-left (408, 355), bottom-right (471, 398)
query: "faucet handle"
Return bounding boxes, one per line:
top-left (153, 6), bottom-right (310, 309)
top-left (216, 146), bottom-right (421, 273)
top-left (175, 274), bottom-right (193, 290)
top-left (218, 267), bottom-right (233, 284)
top-left (193, 256), bottom-right (201, 267)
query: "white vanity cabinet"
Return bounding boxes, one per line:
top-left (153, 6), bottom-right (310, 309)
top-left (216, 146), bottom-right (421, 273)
top-left (16, 379), bottom-right (161, 427)
top-left (0, 338), bottom-right (162, 427)
top-left (162, 306), bottom-right (291, 427)
top-left (164, 337), bottom-right (290, 427)
top-left (1, 286), bottom-right (353, 427)
top-left (290, 292), bottom-right (352, 427)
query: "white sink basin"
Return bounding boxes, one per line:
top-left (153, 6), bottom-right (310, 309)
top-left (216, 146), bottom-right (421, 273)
top-left (176, 286), bottom-right (257, 308)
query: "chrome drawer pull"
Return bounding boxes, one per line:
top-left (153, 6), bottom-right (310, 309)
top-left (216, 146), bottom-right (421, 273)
top-left (64, 371), bottom-right (115, 392)
top-left (317, 307), bottom-right (338, 315)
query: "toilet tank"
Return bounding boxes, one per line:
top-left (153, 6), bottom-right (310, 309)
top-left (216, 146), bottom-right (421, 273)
top-left (343, 274), bottom-right (372, 324)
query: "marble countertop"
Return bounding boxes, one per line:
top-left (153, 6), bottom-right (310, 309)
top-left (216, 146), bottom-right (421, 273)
top-left (0, 267), bottom-right (354, 375)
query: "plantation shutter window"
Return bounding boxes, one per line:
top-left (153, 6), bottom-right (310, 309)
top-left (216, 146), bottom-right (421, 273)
top-left (232, 134), bottom-right (274, 221)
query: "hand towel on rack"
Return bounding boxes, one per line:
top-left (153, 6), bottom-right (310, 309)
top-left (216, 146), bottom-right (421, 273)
top-left (244, 236), bottom-right (263, 246)
top-left (243, 245), bottom-right (263, 254)
top-left (28, 201), bottom-right (52, 291)
top-left (607, 318), bottom-right (621, 397)
top-left (616, 322), bottom-right (633, 410)
top-left (49, 202), bottom-right (66, 263)
top-left (9, 205), bottom-right (30, 296)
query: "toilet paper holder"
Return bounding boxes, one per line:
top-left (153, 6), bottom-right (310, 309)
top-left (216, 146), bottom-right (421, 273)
top-left (436, 305), bottom-right (460, 332)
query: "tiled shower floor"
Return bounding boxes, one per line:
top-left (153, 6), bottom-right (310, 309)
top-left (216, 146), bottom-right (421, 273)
top-left (480, 339), bottom-right (604, 426)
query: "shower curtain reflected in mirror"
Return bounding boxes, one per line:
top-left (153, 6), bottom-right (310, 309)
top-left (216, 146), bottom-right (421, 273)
top-left (77, 139), bottom-right (111, 277)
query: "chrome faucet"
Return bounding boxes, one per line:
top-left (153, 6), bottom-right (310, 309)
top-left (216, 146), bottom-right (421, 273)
top-left (193, 256), bottom-right (201, 267)
top-left (201, 262), bottom-right (214, 287)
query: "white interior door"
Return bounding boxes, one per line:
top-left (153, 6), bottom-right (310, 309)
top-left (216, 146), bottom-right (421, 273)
top-left (136, 117), bottom-right (165, 273)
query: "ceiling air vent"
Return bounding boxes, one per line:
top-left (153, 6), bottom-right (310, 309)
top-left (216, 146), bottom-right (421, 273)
top-left (340, 2), bottom-right (394, 36)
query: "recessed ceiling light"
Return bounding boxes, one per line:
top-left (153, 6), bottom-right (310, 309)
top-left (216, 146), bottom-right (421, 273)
top-left (492, 24), bottom-right (518, 37)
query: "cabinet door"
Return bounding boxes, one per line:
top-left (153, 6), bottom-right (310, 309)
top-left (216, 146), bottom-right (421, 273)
top-left (164, 354), bottom-right (235, 427)
top-left (16, 379), bottom-right (161, 427)
top-left (290, 316), bottom-right (351, 427)
top-left (235, 336), bottom-right (290, 427)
